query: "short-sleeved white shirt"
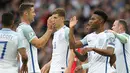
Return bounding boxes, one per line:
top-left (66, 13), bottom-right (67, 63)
top-left (114, 33), bottom-right (130, 73)
top-left (81, 31), bottom-right (115, 73)
top-left (0, 28), bottom-right (25, 73)
top-left (17, 22), bottom-right (40, 73)
top-left (49, 25), bottom-right (70, 72)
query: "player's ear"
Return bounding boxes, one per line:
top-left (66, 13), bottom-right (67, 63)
top-left (99, 20), bottom-right (103, 24)
top-left (119, 24), bottom-right (123, 30)
top-left (24, 11), bottom-right (28, 16)
top-left (101, 19), bottom-right (104, 24)
top-left (61, 17), bottom-right (65, 21)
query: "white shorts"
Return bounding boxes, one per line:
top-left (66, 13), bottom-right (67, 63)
top-left (0, 67), bottom-right (18, 73)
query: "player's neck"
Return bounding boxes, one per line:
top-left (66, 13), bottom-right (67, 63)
top-left (2, 26), bottom-right (11, 29)
top-left (55, 23), bottom-right (64, 31)
top-left (21, 17), bottom-right (30, 24)
top-left (95, 26), bottom-right (104, 34)
top-left (119, 30), bottom-right (125, 34)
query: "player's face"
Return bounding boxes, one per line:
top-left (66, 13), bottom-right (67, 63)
top-left (51, 14), bottom-right (64, 27)
top-left (84, 24), bottom-right (93, 34)
top-left (112, 20), bottom-right (119, 32)
top-left (88, 14), bottom-right (102, 30)
top-left (27, 7), bottom-right (36, 22)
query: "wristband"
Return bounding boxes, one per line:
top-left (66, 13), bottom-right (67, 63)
top-left (81, 63), bottom-right (90, 70)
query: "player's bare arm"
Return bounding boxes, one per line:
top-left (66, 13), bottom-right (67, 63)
top-left (18, 48), bottom-right (28, 73)
top-left (83, 47), bottom-right (114, 56)
top-left (41, 60), bottom-right (51, 73)
top-left (65, 49), bottom-right (75, 73)
top-left (31, 16), bottom-right (55, 48)
top-left (73, 49), bottom-right (88, 62)
top-left (69, 16), bottom-right (83, 49)
top-left (109, 54), bottom-right (116, 66)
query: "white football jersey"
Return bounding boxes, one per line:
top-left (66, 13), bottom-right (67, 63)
top-left (80, 32), bottom-right (98, 62)
top-left (0, 28), bottom-right (25, 73)
top-left (124, 35), bottom-right (130, 73)
top-left (81, 31), bottom-right (115, 73)
top-left (49, 25), bottom-right (69, 72)
top-left (114, 33), bottom-right (130, 73)
top-left (17, 22), bottom-right (40, 73)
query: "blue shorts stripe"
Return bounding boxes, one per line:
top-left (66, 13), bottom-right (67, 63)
top-left (105, 56), bottom-right (108, 73)
top-left (122, 44), bottom-right (129, 73)
top-left (66, 46), bottom-right (69, 67)
top-left (30, 43), bottom-right (36, 73)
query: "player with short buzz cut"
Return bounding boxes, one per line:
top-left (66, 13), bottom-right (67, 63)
top-left (69, 10), bottom-right (115, 73)
top-left (17, 2), bottom-right (55, 73)
top-left (0, 12), bottom-right (28, 73)
top-left (108, 19), bottom-right (130, 73)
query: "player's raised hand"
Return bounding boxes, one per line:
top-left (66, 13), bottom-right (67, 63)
top-left (47, 16), bottom-right (55, 32)
top-left (20, 64), bottom-right (28, 73)
top-left (69, 16), bottom-right (78, 28)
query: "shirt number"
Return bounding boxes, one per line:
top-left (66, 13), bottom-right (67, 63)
top-left (0, 41), bottom-right (8, 59)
